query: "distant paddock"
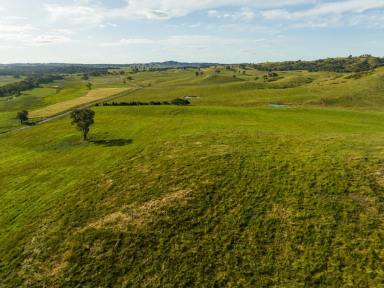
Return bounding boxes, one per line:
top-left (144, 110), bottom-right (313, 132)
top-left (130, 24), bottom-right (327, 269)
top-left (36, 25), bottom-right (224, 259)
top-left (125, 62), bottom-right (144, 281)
top-left (29, 88), bottom-right (130, 119)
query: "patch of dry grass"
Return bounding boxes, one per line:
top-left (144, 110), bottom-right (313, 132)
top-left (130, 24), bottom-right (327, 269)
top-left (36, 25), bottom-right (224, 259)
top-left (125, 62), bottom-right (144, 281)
top-left (86, 189), bottom-right (193, 231)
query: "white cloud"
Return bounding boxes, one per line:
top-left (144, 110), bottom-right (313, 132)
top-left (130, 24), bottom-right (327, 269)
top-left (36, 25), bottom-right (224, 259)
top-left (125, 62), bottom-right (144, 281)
top-left (207, 7), bottom-right (255, 20)
top-left (349, 11), bottom-right (384, 27)
top-left (207, 10), bottom-right (219, 17)
top-left (304, 0), bottom-right (384, 16)
top-left (0, 21), bottom-right (72, 46)
top-left (30, 34), bottom-right (72, 46)
top-left (114, 0), bottom-right (315, 19)
top-left (99, 38), bottom-right (155, 47)
top-left (98, 22), bottom-right (118, 28)
top-left (0, 23), bottom-right (35, 34)
top-left (260, 0), bottom-right (384, 29)
top-left (0, 23), bottom-right (36, 43)
top-left (99, 34), bottom-right (267, 49)
top-left (44, 0), bottom-right (314, 24)
top-left (45, 4), bottom-right (105, 26)
top-left (262, 0), bottom-right (384, 20)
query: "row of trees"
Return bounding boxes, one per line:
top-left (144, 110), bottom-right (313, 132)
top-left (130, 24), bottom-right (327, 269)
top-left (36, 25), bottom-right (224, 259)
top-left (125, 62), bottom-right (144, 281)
top-left (97, 98), bottom-right (190, 106)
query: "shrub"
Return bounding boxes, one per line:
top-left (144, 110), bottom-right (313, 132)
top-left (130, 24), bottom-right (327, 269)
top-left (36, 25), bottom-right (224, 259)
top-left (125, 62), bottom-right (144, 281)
top-left (171, 98), bottom-right (190, 106)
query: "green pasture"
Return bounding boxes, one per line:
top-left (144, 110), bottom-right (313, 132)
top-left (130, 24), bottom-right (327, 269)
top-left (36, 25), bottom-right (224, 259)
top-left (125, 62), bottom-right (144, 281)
top-left (1, 67), bottom-right (384, 286)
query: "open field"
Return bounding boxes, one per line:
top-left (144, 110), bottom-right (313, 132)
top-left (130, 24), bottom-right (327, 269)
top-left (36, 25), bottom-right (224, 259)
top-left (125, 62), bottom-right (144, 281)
top-left (2, 66), bottom-right (384, 133)
top-left (29, 87), bottom-right (131, 119)
top-left (0, 77), bottom-right (88, 132)
top-left (1, 67), bottom-right (384, 286)
top-left (0, 75), bottom-right (24, 86)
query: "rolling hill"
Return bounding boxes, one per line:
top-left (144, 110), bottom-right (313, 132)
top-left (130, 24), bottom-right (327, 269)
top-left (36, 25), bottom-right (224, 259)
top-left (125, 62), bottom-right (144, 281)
top-left (1, 65), bottom-right (384, 287)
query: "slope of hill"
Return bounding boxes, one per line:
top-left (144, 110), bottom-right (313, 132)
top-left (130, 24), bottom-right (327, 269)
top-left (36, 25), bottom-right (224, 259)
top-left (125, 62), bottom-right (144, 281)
top-left (1, 66), bottom-right (384, 287)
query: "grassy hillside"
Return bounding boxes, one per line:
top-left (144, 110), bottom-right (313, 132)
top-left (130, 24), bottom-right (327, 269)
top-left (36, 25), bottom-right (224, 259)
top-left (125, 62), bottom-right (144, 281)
top-left (1, 67), bottom-right (384, 287)
top-left (113, 67), bottom-right (384, 109)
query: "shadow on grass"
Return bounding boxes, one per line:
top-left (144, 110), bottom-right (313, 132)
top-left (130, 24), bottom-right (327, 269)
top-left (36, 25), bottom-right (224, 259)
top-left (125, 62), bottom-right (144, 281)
top-left (90, 138), bottom-right (133, 147)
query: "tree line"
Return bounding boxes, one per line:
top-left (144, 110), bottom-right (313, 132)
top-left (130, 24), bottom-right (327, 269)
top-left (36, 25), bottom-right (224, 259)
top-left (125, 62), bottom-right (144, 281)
top-left (0, 75), bottom-right (64, 97)
top-left (253, 55), bottom-right (384, 73)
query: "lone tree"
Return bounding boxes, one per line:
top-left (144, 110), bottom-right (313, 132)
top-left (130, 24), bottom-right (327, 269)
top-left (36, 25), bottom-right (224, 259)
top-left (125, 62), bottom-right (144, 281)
top-left (70, 109), bottom-right (95, 141)
top-left (86, 82), bottom-right (93, 90)
top-left (16, 110), bottom-right (29, 124)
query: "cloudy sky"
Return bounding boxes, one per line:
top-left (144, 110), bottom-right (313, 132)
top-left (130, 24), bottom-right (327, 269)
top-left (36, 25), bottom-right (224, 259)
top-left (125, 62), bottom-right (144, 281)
top-left (0, 0), bottom-right (383, 63)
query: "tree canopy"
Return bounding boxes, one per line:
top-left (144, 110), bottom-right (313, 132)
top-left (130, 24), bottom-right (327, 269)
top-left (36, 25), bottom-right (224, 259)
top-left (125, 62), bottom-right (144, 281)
top-left (16, 110), bottom-right (29, 124)
top-left (70, 109), bottom-right (95, 141)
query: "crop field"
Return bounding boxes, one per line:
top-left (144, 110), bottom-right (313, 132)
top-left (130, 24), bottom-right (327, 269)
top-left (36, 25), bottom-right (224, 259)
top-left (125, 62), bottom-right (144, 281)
top-left (29, 87), bottom-right (131, 119)
top-left (1, 67), bottom-right (384, 287)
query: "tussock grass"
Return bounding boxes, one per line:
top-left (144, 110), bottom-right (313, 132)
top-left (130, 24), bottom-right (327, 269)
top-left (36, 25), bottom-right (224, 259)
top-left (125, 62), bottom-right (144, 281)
top-left (1, 67), bottom-right (384, 286)
top-left (1, 105), bottom-right (384, 286)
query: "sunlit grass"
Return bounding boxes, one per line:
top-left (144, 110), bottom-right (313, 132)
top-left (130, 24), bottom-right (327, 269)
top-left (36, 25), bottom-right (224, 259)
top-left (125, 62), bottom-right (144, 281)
top-left (1, 67), bottom-right (384, 286)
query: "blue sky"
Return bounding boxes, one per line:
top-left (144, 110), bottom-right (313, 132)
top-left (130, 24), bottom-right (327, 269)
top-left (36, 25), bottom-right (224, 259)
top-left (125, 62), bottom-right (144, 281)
top-left (0, 0), bottom-right (383, 63)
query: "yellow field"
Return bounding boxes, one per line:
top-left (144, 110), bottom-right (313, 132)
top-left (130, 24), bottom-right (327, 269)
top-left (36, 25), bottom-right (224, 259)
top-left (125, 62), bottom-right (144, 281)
top-left (30, 88), bottom-right (129, 118)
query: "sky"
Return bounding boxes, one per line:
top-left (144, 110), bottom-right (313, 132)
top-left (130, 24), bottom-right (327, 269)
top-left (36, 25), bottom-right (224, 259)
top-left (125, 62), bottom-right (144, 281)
top-left (0, 0), bottom-right (383, 63)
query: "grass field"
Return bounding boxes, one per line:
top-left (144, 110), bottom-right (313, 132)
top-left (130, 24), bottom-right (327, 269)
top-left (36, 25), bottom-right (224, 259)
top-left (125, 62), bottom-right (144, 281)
top-left (1, 67), bottom-right (384, 287)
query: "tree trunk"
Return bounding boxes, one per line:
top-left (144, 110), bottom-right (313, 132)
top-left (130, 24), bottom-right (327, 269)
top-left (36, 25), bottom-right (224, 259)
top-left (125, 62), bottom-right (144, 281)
top-left (83, 129), bottom-right (88, 141)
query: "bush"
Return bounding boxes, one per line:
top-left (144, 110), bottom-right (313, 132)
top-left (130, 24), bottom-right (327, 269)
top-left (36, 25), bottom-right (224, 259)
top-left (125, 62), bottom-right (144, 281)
top-left (171, 98), bottom-right (190, 106)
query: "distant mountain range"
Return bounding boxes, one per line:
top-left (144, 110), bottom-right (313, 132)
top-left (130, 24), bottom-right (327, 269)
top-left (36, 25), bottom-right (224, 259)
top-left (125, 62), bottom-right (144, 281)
top-left (0, 61), bottom-right (218, 75)
top-left (0, 61), bottom-right (217, 69)
top-left (140, 61), bottom-right (217, 68)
